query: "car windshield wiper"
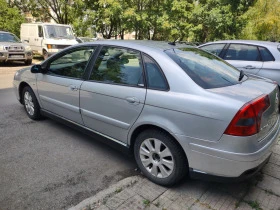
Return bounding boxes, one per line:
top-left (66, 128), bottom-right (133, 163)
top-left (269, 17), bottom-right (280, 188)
top-left (239, 70), bottom-right (245, 81)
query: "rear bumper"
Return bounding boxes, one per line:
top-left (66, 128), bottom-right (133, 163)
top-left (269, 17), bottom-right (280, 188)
top-left (177, 116), bottom-right (280, 178)
top-left (189, 153), bottom-right (271, 182)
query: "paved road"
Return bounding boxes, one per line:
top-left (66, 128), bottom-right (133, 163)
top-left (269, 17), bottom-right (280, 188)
top-left (0, 64), bottom-right (137, 210)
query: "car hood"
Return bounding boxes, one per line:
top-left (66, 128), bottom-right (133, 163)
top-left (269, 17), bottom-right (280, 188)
top-left (14, 66), bottom-right (33, 80)
top-left (0, 41), bottom-right (29, 47)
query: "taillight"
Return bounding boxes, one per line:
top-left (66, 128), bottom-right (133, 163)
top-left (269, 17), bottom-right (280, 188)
top-left (224, 95), bottom-right (270, 136)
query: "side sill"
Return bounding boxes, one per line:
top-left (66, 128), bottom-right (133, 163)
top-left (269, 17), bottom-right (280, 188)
top-left (40, 109), bottom-right (132, 156)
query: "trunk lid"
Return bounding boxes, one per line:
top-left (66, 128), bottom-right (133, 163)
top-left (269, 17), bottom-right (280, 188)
top-left (209, 76), bottom-right (279, 140)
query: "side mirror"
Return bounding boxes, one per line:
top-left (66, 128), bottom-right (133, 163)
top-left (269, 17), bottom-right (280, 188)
top-left (31, 65), bottom-right (46, 74)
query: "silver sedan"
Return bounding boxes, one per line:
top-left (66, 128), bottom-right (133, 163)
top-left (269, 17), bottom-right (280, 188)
top-left (198, 40), bottom-right (280, 85)
top-left (13, 40), bottom-right (280, 185)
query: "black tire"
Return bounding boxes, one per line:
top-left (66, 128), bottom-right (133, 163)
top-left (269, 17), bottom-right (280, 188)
top-left (43, 50), bottom-right (48, 60)
top-left (22, 86), bottom-right (41, 120)
top-left (25, 59), bottom-right (32, 65)
top-left (134, 129), bottom-right (188, 186)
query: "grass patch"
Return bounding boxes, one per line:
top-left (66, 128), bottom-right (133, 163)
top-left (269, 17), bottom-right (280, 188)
top-left (33, 54), bottom-right (44, 61)
top-left (143, 199), bottom-right (150, 207)
top-left (115, 188), bottom-right (122, 193)
top-left (247, 200), bottom-right (262, 210)
top-left (154, 201), bottom-right (160, 207)
top-left (235, 201), bottom-right (240, 208)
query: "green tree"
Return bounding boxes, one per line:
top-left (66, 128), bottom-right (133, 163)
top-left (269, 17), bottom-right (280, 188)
top-left (241, 0), bottom-right (280, 41)
top-left (189, 0), bottom-right (253, 42)
top-left (0, 0), bottom-right (24, 36)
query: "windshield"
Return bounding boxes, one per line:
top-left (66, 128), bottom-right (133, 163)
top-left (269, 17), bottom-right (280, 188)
top-left (0, 32), bottom-right (21, 43)
top-left (165, 48), bottom-right (240, 89)
top-left (44, 25), bottom-right (75, 39)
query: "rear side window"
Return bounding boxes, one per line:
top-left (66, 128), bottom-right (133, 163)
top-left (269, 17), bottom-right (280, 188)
top-left (224, 44), bottom-right (260, 61)
top-left (143, 55), bottom-right (168, 90)
top-left (165, 48), bottom-right (240, 89)
top-left (89, 46), bottom-right (144, 86)
top-left (259, 47), bottom-right (274, 61)
top-left (199, 44), bottom-right (226, 56)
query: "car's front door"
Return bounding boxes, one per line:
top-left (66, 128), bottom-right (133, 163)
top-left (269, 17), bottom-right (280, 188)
top-left (80, 46), bottom-right (146, 143)
top-left (223, 44), bottom-right (263, 75)
top-left (36, 46), bottom-right (96, 124)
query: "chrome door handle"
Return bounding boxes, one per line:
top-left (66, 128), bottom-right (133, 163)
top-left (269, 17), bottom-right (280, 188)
top-left (126, 97), bottom-right (139, 104)
top-left (69, 85), bottom-right (78, 91)
top-left (244, 65), bottom-right (255, 69)
top-left (126, 97), bottom-right (136, 103)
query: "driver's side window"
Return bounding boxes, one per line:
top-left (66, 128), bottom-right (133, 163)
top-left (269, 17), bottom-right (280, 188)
top-left (48, 46), bottom-right (96, 79)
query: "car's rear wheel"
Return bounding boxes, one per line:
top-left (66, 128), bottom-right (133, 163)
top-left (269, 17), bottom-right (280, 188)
top-left (134, 129), bottom-right (188, 186)
top-left (22, 86), bottom-right (41, 120)
top-left (25, 59), bottom-right (32, 65)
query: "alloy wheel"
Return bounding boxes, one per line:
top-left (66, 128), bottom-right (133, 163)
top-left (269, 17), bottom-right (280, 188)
top-left (24, 91), bottom-right (35, 116)
top-left (139, 138), bottom-right (174, 178)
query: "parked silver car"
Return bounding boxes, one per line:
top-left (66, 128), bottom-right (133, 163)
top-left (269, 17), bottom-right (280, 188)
top-left (13, 40), bottom-right (280, 185)
top-left (198, 40), bottom-right (280, 85)
top-left (0, 31), bottom-right (33, 65)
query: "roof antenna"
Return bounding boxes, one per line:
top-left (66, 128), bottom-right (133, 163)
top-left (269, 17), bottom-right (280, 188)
top-left (168, 38), bottom-right (178, 46)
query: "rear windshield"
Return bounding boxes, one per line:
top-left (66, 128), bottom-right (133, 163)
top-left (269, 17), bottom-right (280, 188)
top-left (165, 48), bottom-right (240, 89)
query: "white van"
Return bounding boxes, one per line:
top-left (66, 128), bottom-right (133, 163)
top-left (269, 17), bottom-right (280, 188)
top-left (20, 23), bottom-right (78, 59)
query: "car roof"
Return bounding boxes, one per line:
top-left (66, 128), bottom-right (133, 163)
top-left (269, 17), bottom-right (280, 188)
top-left (89, 40), bottom-right (194, 51)
top-left (200, 40), bottom-right (280, 47)
top-left (0, 31), bottom-right (12, 34)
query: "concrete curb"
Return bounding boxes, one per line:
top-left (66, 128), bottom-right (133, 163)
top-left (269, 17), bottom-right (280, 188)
top-left (68, 176), bottom-right (143, 210)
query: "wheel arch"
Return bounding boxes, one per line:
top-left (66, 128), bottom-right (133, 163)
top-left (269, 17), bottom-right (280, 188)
top-left (18, 81), bottom-right (31, 104)
top-left (129, 124), bottom-right (188, 162)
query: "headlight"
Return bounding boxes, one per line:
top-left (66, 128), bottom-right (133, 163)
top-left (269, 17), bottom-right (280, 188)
top-left (0, 45), bottom-right (8, 50)
top-left (14, 71), bottom-right (19, 80)
top-left (25, 46), bottom-right (32, 51)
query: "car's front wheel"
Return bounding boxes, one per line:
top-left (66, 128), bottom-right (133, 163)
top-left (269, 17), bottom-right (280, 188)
top-left (25, 59), bottom-right (32, 65)
top-left (134, 129), bottom-right (188, 186)
top-left (22, 86), bottom-right (41, 120)
top-left (43, 50), bottom-right (48, 60)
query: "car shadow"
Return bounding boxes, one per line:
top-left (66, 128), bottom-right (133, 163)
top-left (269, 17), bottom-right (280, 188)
top-left (0, 61), bottom-right (29, 67)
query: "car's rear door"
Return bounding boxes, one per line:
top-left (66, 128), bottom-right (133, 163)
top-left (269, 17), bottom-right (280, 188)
top-left (80, 45), bottom-right (146, 143)
top-left (36, 45), bottom-right (97, 124)
top-left (257, 46), bottom-right (280, 84)
top-left (222, 43), bottom-right (263, 75)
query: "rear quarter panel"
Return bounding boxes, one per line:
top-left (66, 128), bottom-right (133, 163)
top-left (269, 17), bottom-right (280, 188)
top-left (257, 61), bottom-right (280, 84)
top-left (128, 89), bottom-right (242, 145)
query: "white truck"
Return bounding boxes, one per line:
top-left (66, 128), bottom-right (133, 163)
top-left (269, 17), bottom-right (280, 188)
top-left (20, 23), bottom-right (78, 59)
